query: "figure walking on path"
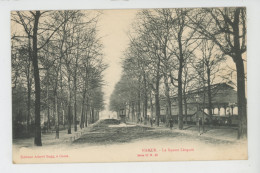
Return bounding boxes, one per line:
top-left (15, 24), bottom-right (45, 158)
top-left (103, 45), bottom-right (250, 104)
top-left (169, 119), bottom-right (174, 130)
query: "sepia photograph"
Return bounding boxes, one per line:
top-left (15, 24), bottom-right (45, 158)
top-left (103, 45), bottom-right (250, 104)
top-left (11, 7), bottom-right (248, 164)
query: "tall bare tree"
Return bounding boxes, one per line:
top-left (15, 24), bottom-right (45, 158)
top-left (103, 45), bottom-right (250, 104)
top-left (190, 8), bottom-right (247, 138)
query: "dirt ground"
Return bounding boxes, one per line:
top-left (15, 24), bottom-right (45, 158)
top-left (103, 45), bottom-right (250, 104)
top-left (12, 121), bottom-right (247, 163)
top-left (73, 124), bottom-right (236, 146)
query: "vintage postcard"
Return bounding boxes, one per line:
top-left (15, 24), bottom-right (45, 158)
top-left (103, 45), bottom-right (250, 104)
top-left (11, 7), bottom-right (247, 164)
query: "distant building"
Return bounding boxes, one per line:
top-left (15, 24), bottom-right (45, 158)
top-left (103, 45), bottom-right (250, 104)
top-left (160, 83), bottom-right (238, 117)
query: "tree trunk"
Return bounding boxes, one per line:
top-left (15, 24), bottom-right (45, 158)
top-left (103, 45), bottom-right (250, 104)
top-left (202, 79), bottom-right (206, 132)
top-left (73, 73), bottom-right (77, 131)
top-left (127, 102), bottom-right (131, 120)
top-left (143, 73), bottom-right (148, 124)
top-left (26, 35), bottom-right (32, 134)
top-left (233, 9), bottom-right (247, 139)
top-left (74, 99), bottom-right (77, 131)
top-left (91, 108), bottom-right (94, 123)
top-left (46, 76), bottom-right (50, 132)
top-left (207, 67), bottom-right (212, 117)
top-left (163, 73), bottom-right (172, 126)
top-left (155, 56), bottom-right (161, 126)
top-left (32, 11), bottom-right (42, 146)
top-left (54, 66), bottom-right (60, 139)
top-left (26, 78), bottom-right (31, 133)
top-left (137, 77), bottom-right (141, 121)
top-left (150, 92), bottom-right (153, 120)
top-left (73, 50), bottom-right (79, 131)
top-left (59, 64), bottom-right (64, 129)
top-left (80, 99), bottom-right (85, 129)
top-left (236, 57), bottom-right (247, 139)
top-left (80, 82), bottom-right (86, 129)
top-left (184, 92), bottom-right (188, 124)
top-left (183, 67), bottom-right (188, 125)
top-left (131, 102), bottom-right (135, 122)
top-left (84, 65), bottom-right (88, 127)
top-left (178, 64), bottom-right (183, 130)
top-left (95, 111), bottom-right (99, 122)
top-left (68, 105), bottom-right (72, 134)
top-left (177, 30), bottom-right (184, 130)
top-left (62, 105), bottom-right (65, 128)
top-left (67, 75), bottom-right (72, 134)
top-left (155, 83), bottom-right (160, 126)
top-left (85, 97), bottom-right (89, 127)
top-left (55, 90), bottom-right (59, 139)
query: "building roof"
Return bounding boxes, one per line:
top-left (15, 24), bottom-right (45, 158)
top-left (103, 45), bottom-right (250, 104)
top-left (161, 82), bottom-right (237, 106)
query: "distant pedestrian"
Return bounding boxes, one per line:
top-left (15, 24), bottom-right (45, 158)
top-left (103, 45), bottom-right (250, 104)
top-left (169, 119), bottom-right (173, 130)
top-left (150, 118), bottom-right (153, 127)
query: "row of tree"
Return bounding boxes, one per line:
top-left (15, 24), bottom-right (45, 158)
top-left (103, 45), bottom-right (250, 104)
top-left (11, 10), bottom-right (107, 146)
top-left (109, 8), bottom-right (247, 139)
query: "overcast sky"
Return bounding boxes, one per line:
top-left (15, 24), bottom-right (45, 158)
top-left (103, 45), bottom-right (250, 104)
top-left (98, 9), bottom-right (138, 117)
